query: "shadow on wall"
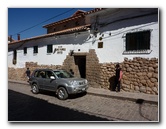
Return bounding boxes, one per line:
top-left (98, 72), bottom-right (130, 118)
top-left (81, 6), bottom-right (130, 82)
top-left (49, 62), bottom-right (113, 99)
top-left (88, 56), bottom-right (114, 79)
top-left (108, 76), bottom-right (116, 91)
top-left (99, 8), bottom-right (158, 34)
top-left (8, 32), bottom-right (90, 52)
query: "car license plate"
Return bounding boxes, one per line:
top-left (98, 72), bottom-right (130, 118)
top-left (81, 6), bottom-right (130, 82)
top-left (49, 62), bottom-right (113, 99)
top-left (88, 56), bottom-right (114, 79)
top-left (79, 82), bottom-right (84, 85)
top-left (82, 88), bottom-right (85, 91)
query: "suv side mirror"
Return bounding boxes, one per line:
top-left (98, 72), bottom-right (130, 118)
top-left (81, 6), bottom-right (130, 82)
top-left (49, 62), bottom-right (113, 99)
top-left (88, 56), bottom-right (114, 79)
top-left (50, 76), bottom-right (55, 80)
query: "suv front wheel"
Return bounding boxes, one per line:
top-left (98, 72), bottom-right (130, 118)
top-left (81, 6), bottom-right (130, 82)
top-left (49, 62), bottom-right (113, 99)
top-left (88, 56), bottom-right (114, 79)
top-left (57, 87), bottom-right (68, 100)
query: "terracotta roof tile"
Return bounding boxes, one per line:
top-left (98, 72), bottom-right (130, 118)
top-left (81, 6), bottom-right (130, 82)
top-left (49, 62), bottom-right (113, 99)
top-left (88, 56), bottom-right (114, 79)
top-left (43, 8), bottom-right (105, 28)
top-left (8, 24), bottom-right (91, 45)
top-left (9, 8), bottom-right (105, 45)
top-left (84, 8), bottom-right (105, 15)
top-left (43, 14), bottom-right (84, 28)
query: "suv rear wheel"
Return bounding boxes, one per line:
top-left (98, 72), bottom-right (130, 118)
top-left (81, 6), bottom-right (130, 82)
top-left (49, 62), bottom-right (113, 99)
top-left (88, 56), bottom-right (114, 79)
top-left (57, 87), bottom-right (68, 100)
top-left (32, 83), bottom-right (39, 94)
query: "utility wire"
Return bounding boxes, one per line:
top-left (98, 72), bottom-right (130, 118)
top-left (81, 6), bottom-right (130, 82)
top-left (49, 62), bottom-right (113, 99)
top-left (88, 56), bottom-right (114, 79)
top-left (11, 8), bottom-right (76, 36)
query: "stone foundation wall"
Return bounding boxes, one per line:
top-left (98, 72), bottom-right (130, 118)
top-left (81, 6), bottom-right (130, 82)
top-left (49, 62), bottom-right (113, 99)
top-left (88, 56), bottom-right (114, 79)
top-left (122, 57), bottom-right (158, 95)
top-left (62, 49), bottom-right (102, 88)
top-left (8, 67), bottom-right (27, 81)
top-left (8, 50), bottom-right (158, 95)
top-left (62, 54), bottom-right (81, 78)
top-left (98, 57), bottom-right (158, 95)
top-left (8, 62), bottom-right (62, 81)
top-left (99, 63), bottom-right (117, 90)
top-left (86, 49), bottom-right (101, 88)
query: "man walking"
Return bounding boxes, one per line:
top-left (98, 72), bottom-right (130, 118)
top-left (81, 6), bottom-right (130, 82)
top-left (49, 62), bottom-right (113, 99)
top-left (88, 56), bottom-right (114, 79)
top-left (114, 63), bottom-right (123, 92)
top-left (26, 68), bottom-right (31, 82)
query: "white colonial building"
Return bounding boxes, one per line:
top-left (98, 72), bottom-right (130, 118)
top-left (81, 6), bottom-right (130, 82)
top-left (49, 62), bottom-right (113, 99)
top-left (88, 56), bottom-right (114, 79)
top-left (8, 8), bottom-right (159, 94)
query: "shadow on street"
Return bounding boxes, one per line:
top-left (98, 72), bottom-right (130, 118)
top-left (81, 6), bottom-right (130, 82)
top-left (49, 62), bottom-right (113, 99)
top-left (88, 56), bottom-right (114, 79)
top-left (35, 90), bottom-right (87, 100)
top-left (8, 90), bottom-right (109, 121)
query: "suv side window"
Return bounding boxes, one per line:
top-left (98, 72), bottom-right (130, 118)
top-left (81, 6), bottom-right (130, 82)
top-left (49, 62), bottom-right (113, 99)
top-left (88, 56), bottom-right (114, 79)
top-left (37, 70), bottom-right (46, 78)
top-left (46, 71), bottom-right (55, 79)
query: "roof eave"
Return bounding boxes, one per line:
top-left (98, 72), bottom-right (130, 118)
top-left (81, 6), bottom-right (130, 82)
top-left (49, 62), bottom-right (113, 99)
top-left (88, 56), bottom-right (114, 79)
top-left (43, 8), bottom-right (104, 28)
top-left (43, 14), bottom-right (85, 28)
top-left (8, 24), bottom-right (91, 45)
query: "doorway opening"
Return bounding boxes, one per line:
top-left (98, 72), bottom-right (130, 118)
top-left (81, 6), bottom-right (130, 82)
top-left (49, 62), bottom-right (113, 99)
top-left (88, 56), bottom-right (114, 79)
top-left (74, 56), bottom-right (86, 78)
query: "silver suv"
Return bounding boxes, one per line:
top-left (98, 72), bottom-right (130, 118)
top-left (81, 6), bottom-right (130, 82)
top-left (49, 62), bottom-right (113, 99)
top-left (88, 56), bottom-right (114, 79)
top-left (29, 69), bottom-right (88, 100)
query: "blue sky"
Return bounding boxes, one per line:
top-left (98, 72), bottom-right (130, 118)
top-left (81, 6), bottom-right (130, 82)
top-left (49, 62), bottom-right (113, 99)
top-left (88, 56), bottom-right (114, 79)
top-left (8, 8), bottom-right (93, 40)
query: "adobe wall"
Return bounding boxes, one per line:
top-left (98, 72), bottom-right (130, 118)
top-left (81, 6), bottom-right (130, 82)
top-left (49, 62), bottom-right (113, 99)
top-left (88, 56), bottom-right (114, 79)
top-left (8, 49), bottom-right (158, 95)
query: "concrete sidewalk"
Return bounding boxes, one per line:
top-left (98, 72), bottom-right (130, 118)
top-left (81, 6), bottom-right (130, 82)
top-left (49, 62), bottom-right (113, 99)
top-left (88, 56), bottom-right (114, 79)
top-left (8, 79), bottom-right (158, 105)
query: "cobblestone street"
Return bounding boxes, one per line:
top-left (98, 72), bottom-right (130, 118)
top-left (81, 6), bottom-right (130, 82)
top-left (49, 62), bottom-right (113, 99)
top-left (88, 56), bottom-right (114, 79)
top-left (8, 82), bottom-right (158, 121)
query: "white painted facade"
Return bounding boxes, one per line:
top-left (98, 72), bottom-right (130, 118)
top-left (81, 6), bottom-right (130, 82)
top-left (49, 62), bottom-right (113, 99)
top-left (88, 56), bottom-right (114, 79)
top-left (86, 8), bottom-right (159, 63)
top-left (8, 8), bottom-right (159, 68)
top-left (91, 22), bottom-right (159, 63)
top-left (8, 32), bottom-right (92, 68)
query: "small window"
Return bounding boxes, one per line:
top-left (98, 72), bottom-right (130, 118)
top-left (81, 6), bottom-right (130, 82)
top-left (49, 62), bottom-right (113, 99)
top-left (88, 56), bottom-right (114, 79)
top-left (64, 24), bottom-right (67, 28)
top-left (75, 21), bottom-right (79, 26)
top-left (126, 30), bottom-right (150, 51)
top-left (98, 42), bottom-right (103, 48)
top-left (54, 28), bottom-right (56, 32)
top-left (33, 46), bottom-right (38, 53)
top-left (47, 44), bottom-right (53, 53)
top-left (24, 47), bottom-right (27, 54)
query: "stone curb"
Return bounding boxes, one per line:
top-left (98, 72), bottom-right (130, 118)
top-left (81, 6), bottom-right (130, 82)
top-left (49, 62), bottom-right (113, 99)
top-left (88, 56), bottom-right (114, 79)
top-left (87, 92), bottom-right (158, 105)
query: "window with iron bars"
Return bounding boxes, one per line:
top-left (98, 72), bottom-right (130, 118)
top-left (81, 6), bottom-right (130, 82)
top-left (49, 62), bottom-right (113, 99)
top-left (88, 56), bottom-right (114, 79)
top-left (126, 30), bottom-right (150, 51)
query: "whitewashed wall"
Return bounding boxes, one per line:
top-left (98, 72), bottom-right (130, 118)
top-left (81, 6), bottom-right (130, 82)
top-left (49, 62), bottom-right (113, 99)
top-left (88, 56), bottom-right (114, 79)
top-left (87, 8), bottom-right (159, 63)
top-left (8, 8), bottom-right (159, 68)
top-left (92, 22), bottom-right (159, 63)
top-left (8, 32), bottom-right (92, 68)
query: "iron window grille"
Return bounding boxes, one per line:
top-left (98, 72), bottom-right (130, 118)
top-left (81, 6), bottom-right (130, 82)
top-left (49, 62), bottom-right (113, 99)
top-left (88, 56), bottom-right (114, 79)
top-left (123, 30), bottom-right (151, 54)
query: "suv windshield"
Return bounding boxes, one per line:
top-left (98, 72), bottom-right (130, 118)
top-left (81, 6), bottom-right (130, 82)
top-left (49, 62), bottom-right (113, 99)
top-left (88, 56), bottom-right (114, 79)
top-left (54, 70), bottom-right (74, 78)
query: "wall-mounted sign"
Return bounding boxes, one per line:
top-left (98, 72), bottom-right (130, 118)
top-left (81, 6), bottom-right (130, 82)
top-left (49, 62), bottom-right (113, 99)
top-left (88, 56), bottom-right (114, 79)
top-left (53, 46), bottom-right (66, 54)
